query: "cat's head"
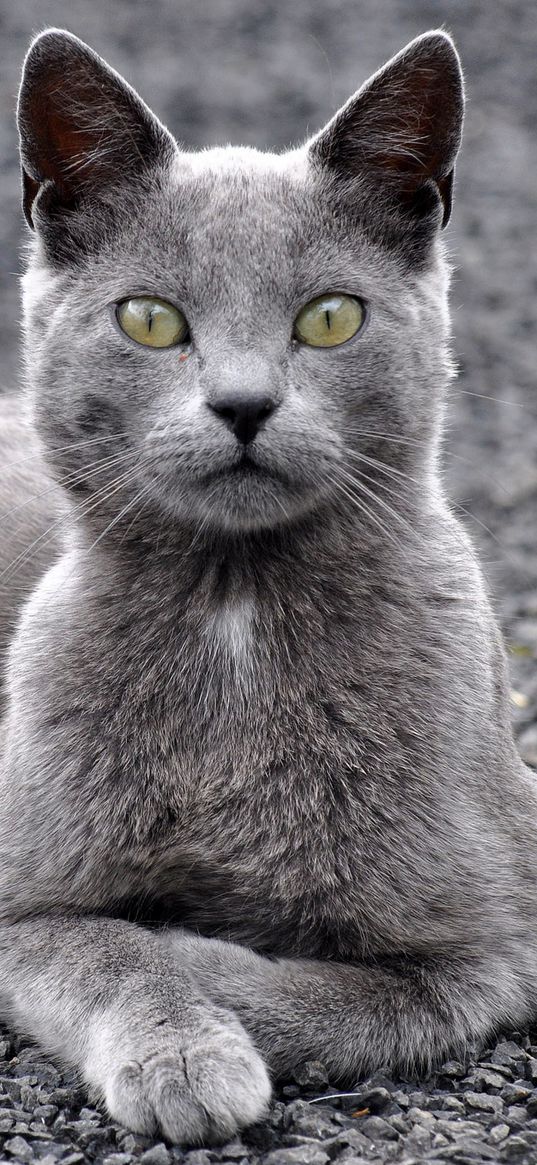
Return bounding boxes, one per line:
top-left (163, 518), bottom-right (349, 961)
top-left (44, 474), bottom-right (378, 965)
top-left (17, 29), bottom-right (463, 540)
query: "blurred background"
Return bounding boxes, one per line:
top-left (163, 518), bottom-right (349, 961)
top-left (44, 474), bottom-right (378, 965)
top-left (0, 0), bottom-right (535, 746)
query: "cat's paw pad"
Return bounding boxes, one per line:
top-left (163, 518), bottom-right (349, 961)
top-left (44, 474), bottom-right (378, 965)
top-left (102, 1023), bottom-right (271, 1144)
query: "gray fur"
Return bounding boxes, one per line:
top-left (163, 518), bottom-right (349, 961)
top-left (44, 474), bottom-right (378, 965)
top-left (1, 26), bottom-right (535, 1147)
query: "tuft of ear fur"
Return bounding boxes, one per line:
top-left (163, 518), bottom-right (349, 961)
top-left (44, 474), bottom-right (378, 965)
top-left (17, 28), bottom-right (175, 231)
top-left (309, 31), bottom-right (464, 229)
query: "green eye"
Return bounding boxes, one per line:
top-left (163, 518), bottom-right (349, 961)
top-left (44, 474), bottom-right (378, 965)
top-left (294, 294), bottom-right (365, 348)
top-left (116, 296), bottom-right (189, 348)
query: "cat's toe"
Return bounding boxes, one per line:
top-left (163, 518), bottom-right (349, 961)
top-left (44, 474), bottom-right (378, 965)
top-left (103, 1027), bottom-right (271, 1145)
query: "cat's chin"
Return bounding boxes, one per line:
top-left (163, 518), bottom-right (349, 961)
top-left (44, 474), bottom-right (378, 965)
top-left (191, 476), bottom-right (315, 533)
top-left (151, 469), bottom-right (323, 535)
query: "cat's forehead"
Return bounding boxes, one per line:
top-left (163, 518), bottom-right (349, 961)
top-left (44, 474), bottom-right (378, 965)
top-left (170, 145), bottom-right (312, 250)
top-left (176, 144), bottom-right (302, 181)
top-left (131, 145), bottom-right (388, 310)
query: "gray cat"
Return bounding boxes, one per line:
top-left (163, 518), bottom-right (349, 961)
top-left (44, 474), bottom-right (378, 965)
top-left (0, 24), bottom-right (536, 1148)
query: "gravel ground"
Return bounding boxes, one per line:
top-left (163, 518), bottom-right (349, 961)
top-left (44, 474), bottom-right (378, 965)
top-left (0, 0), bottom-right (536, 1162)
top-left (6, 1027), bottom-right (537, 1164)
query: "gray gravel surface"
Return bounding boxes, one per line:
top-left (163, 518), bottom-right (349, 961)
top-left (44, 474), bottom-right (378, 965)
top-left (0, 0), bottom-right (536, 1162)
top-left (6, 1027), bottom-right (537, 1164)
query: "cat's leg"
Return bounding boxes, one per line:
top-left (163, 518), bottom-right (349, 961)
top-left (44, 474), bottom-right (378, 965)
top-left (162, 929), bottom-right (530, 1080)
top-left (0, 916), bottom-right (271, 1143)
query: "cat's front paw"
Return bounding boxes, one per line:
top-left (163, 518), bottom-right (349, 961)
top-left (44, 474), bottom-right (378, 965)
top-left (90, 1011), bottom-right (271, 1145)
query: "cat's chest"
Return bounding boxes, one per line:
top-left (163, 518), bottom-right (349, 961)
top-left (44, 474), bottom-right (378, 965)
top-left (109, 606), bottom-right (413, 946)
top-left (140, 770), bottom-right (368, 956)
top-left (130, 692), bottom-right (397, 956)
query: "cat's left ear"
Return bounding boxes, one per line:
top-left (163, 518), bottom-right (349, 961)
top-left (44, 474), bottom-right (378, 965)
top-left (17, 28), bottom-right (176, 231)
top-left (309, 31), bottom-right (464, 229)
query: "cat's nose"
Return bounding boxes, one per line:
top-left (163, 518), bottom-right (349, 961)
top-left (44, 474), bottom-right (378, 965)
top-left (207, 393), bottom-right (277, 445)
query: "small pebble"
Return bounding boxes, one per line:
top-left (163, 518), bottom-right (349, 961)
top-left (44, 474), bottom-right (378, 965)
top-left (262, 1147), bottom-right (330, 1165)
top-left (140, 1145), bottom-right (171, 1165)
top-left (466, 1068), bottom-right (506, 1090)
top-left (220, 1142), bottom-right (249, 1159)
top-left (491, 1041), bottom-right (528, 1066)
top-left (489, 1122), bottom-right (511, 1143)
top-left (439, 1096), bottom-right (466, 1114)
top-left (392, 1089), bottom-right (410, 1109)
top-left (4, 1136), bottom-right (34, 1160)
top-left (359, 1114), bottom-right (399, 1140)
top-left (464, 1090), bottom-right (504, 1114)
top-left (33, 1104), bottom-right (59, 1125)
top-left (291, 1060), bottom-right (329, 1089)
top-left (501, 1082), bottom-right (532, 1104)
top-left (438, 1060), bottom-right (467, 1079)
top-left (501, 1135), bottom-right (533, 1158)
top-left (505, 1104), bottom-right (529, 1127)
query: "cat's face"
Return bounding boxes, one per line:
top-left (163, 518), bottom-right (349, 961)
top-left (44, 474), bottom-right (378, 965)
top-left (18, 30), bottom-right (463, 538)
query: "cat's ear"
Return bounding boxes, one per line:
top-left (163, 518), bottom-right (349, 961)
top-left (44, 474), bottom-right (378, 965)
top-left (309, 31), bottom-right (464, 229)
top-left (17, 28), bottom-right (175, 231)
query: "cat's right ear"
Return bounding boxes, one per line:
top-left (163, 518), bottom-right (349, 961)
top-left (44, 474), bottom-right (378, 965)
top-left (17, 29), bottom-right (175, 237)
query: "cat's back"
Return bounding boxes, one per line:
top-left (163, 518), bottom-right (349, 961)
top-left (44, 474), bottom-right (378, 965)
top-left (0, 394), bottom-right (63, 686)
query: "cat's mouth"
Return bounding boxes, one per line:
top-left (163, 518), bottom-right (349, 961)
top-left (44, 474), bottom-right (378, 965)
top-left (202, 451), bottom-right (289, 486)
top-left (228, 454), bottom-right (261, 475)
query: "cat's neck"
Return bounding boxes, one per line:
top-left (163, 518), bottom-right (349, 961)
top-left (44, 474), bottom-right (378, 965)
top-left (72, 492), bottom-right (429, 622)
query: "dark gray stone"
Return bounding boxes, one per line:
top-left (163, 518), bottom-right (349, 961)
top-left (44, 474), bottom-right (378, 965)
top-left (358, 1115), bottom-right (399, 1141)
top-left (392, 1090), bottom-right (410, 1110)
top-left (463, 1091), bottom-right (504, 1115)
top-left (118, 1132), bottom-right (154, 1153)
top-left (501, 1083), bottom-right (533, 1105)
top-left (281, 1086), bottom-right (301, 1100)
top-left (504, 1105), bottom-right (529, 1127)
top-left (433, 1118), bottom-right (485, 1138)
top-left (501, 1136), bottom-right (533, 1159)
top-left (438, 1061), bottom-right (467, 1079)
top-left (220, 1142), bottom-right (249, 1160)
top-left (139, 1145), bottom-right (171, 1165)
top-left (489, 1123), bottom-right (511, 1144)
top-left (466, 1069), bottom-right (506, 1091)
top-left (343, 1086), bottom-right (392, 1115)
top-left (283, 1103), bottom-right (338, 1140)
top-left (291, 1061), bottom-right (330, 1090)
top-left (321, 1127), bottom-right (377, 1156)
top-left (0, 1079), bottom-right (22, 1102)
top-left (184, 1152), bottom-right (216, 1165)
top-left (32, 1104), bottom-right (59, 1125)
top-left (3, 1135), bottom-right (34, 1160)
top-left (478, 1063), bottom-right (516, 1081)
top-left (262, 1146), bottom-right (330, 1165)
top-left (402, 1125), bottom-right (433, 1153)
top-left (490, 1042), bottom-right (528, 1067)
top-left (438, 1097), bottom-right (466, 1115)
